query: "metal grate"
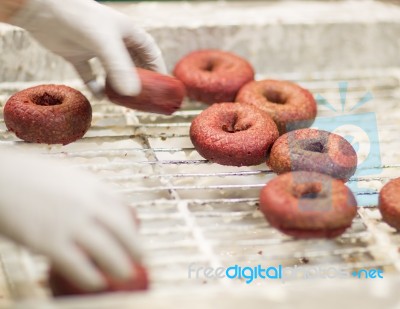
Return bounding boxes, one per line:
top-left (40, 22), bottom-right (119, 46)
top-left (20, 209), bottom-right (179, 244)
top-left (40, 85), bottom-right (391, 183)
top-left (0, 69), bottom-right (400, 304)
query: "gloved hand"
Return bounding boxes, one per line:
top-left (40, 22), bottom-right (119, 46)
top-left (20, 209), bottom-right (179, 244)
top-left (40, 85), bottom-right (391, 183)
top-left (0, 148), bottom-right (142, 291)
top-left (8, 0), bottom-right (167, 97)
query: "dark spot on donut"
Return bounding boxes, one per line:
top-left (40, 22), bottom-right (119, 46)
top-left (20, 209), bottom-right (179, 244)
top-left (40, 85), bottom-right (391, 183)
top-left (31, 92), bottom-right (63, 106)
top-left (304, 141), bottom-right (326, 153)
top-left (264, 89), bottom-right (286, 105)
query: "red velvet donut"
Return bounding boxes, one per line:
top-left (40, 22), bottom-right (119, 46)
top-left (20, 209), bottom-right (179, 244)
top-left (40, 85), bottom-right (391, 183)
top-left (49, 264), bottom-right (149, 297)
top-left (190, 103), bottom-right (279, 166)
top-left (4, 85), bottom-right (92, 145)
top-left (268, 128), bottom-right (357, 181)
top-left (105, 68), bottom-right (185, 115)
top-left (236, 80), bottom-right (317, 134)
top-left (259, 171), bottom-right (357, 238)
top-left (173, 50), bottom-right (254, 104)
top-left (379, 178), bottom-right (400, 230)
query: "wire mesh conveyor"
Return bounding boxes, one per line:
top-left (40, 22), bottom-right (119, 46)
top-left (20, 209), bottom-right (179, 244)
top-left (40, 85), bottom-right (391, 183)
top-left (0, 69), bottom-right (400, 306)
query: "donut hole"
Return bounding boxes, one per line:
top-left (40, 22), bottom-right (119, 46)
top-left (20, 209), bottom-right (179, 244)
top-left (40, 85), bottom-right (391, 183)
top-left (222, 123), bottom-right (251, 133)
top-left (304, 141), bottom-right (326, 153)
top-left (263, 89), bottom-right (286, 105)
top-left (291, 182), bottom-right (322, 199)
top-left (302, 192), bottom-right (319, 199)
top-left (31, 92), bottom-right (63, 106)
top-left (202, 60), bottom-right (217, 72)
top-left (221, 113), bottom-right (251, 133)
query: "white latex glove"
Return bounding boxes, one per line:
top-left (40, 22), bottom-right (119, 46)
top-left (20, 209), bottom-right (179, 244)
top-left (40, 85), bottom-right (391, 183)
top-left (0, 148), bottom-right (142, 291)
top-left (9, 0), bottom-right (167, 97)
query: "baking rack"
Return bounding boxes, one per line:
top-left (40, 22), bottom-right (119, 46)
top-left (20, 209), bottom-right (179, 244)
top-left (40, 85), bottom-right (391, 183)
top-left (0, 69), bottom-right (400, 307)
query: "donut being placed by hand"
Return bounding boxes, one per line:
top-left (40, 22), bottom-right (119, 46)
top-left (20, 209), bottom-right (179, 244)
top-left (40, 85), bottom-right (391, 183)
top-left (49, 263), bottom-right (149, 297)
top-left (259, 171), bottom-right (357, 238)
top-left (190, 103), bottom-right (279, 166)
top-left (379, 178), bottom-right (400, 230)
top-left (105, 68), bottom-right (185, 115)
top-left (173, 50), bottom-right (254, 104)
top-left (236, 80), bottom-right (317, 133)
top-left (4, 85), bottom-right (92, 145)
top-left (268, 128), bottom-right (357, 181)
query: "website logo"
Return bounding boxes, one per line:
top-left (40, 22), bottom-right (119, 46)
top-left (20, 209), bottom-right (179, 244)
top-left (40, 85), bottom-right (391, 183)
top-left (287, 82), bottom-right (382, 206)
top-left (188, 263), bottom-right (384, 284)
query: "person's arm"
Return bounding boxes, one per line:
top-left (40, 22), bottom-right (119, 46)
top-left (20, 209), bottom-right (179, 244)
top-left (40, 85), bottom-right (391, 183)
top-left (6, 0), bottom-right (167, 97)
top-left (0, 0), bottom-right (26, 22)
top-left (0, 148), bottom-right (143, 291)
